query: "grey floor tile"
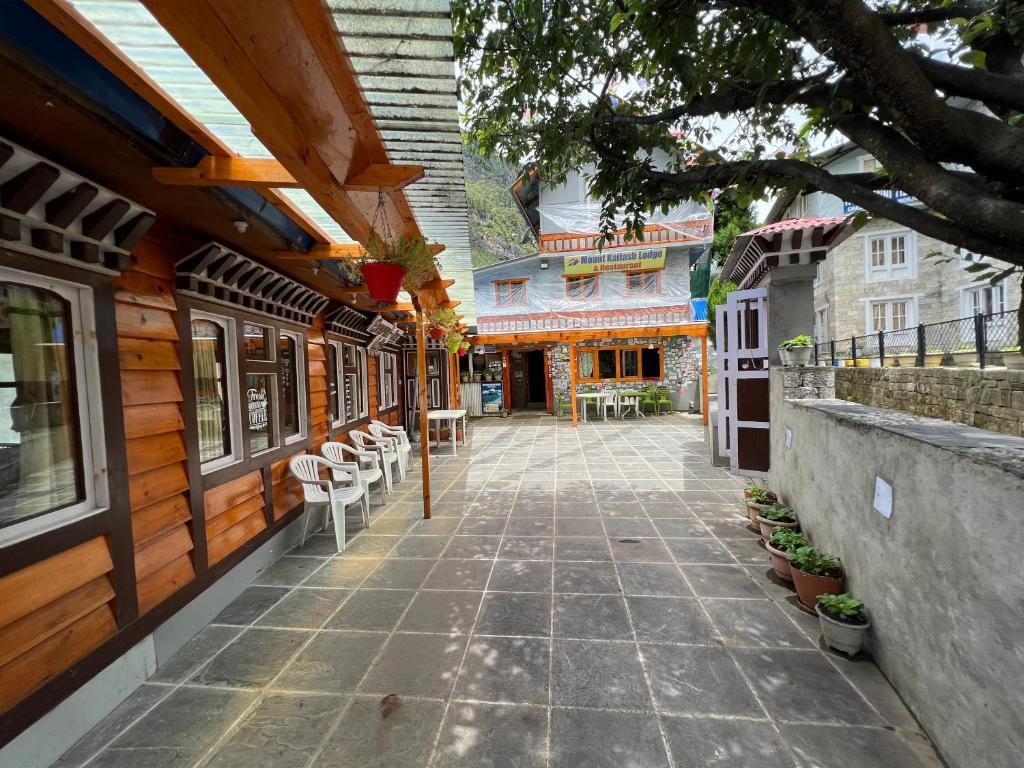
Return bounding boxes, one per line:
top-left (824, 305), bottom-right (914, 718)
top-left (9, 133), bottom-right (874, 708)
top-left (554, 594), bottom-right (632, 640)
top-left (505, 517), bottom-right (554, 536)
top-left (365, 516), bottom-right (418, 535)
top-left (781, 724), bottom-right (940, 768)
top-left (652, 518), bottom-right (712, 537)
top-left (554, 517), bottom-right (604, 535)
top-left (343, 534), bottom-right (400, 558)
top-left (476, 592), bottom-right (551, 637)
top-left (111, 686), bottom-right (257, 751)
top-left (388, 535), bottom-right (450, 559)
top-left (679, 565), bottom-right (766, 598)
top-left (411, 517), bottom-right (463, 535)
top-left (303, 558), bottom-right (379, 589)
top-left (609, 537), bottom-right (674, 563)
top-left (454, 636), bottom-right (550, 704)
top-left (719, 537), bottom-right (770, 565)
top-left (641, 644), bottom-right (762, 717)
top-left (554, 502), bottom-right (601, 517)
top-left (212, 587), bottom-right (291, 626)
top-left (398, 590), bottom-right (483, 634)
top-left (735, 649), bottom-right (884, 725)
top-left (84, 749), bottom-right (195, 768)
top-left (194, 628), bottom-right (312, 688)
top-left (55, 684), bottom-right (172, 766)
top-left (293, 535), bottom-right (345, 557)
top-left (456, 516), bottom-right (510, 535)
top-left (553, 561), bottom-right (621, 594)
top-left (550, 708), bottom-right (670, 768)
top-left (702, 517), bottom-right (759, 538)
top-left (642, 503), bottom-right (696, 518)
top-left (204, 692), bottom-right (346, 768)
top-left (252, 556), bottom-right (328, 587)
top-left (325, 589), bottom-right (415, 632)
top-left (618, 562), bottom-right (692, 596)
top-left (555, 536), bottom-right (612, 561)
top-left (627, 597), bottom-right (720, 645)
top-left (152, 626), bottom-right (243, 683)
top-left (662, 715), bottom-right (795, 768)
top-left (359, 558), bottom-right (435, 589)
top-left (358, 633), bottom-right (468, 697)
top-left (256, 588), bottom-right (348, 629)
top-left (312, 695), bottom-right (445, 766)
top-left (702, 599), bottom-right (814, 649)
top-left (442, 535), bottom-right (502, 559)
top-left (664, 538), bottom-right (736, 564)
top-left (488, 559), bottom-right (552, 593)
top-left (423, 559), bottom-right (494, 590)
top-left (551, 639), bottom-right (651, 709)
top-left (498, 536), bottom-right (554, 560)
top-left (434, 703), bottom-right (547, 767)
top-left (274, 631), bottom-right (385, 693)
top-left (603, 518), bottom-right (658, 537)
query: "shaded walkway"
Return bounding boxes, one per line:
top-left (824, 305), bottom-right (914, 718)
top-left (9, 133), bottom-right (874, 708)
top-left (57, 416), bottom-right (941, 768)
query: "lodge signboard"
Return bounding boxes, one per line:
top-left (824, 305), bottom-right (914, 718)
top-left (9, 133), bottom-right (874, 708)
top-left (563, 247), bottom-right (666, 276)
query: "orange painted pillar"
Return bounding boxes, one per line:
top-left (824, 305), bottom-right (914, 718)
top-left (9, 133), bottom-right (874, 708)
top-left (701, 334), bottom-right (709, 426)
top-left (415, 306), bottom-right (431, 519)
top-left (569, 341), bottom-right (578, 427)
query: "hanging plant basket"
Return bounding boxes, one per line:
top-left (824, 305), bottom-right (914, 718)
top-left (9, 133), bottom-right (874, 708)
top-left (429, 325), bottom-right (446, 340)
top-left (458, 348), bottom-right (467, 357)
top-left (361, 262), bottom-right (405, 304)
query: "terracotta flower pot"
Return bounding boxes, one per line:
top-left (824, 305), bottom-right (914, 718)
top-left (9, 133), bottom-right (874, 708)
top-left (764, 541), bottom-right (794, 581)
top-left (745, 501), bottom-right (771, 526)
top-left (791, 566), bottom-right (845, 612)
top-left (429, 326), bottom-right (446, 340)
top-left (816, 605), bottom-right (871, 657)
top-left (757, 515), bottom-right (799, 541)
top-left (361, 262), bottom-right (406, 303)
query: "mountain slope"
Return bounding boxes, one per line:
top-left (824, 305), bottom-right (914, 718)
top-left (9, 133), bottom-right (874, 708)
top-left (462, 139), bottom-right (533, 268)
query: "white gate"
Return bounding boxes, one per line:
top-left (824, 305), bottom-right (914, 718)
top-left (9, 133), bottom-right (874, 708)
top-left (715, 288), bottom-right (770, 474)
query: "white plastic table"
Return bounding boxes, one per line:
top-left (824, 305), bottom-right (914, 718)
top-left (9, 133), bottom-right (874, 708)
top-left (426, 409), bottom-right (468, 455)
top-left (575, 392), bottom-right (615, 421)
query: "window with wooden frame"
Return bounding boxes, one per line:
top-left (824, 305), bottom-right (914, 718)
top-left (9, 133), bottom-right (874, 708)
top-left (576, 344), bottom-right (664, 382)
top-left (328, 340), bottom-right (369, 427)
top-left (565, 274), bottom-right (599, 300)
top-left (625, 269), bottom-right (662, 297)
top-left (377, 351), bottom-right (399, 411)
top-left (494, 278), bottom-right (527, 307)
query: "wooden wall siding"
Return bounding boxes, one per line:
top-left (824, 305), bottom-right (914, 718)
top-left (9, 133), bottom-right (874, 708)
top-left (116, 236), bottom-right (196, 616)
top-left (0, 538), bottom-right (117, 714)
top-left (204, 471), bottom-right (267, 565)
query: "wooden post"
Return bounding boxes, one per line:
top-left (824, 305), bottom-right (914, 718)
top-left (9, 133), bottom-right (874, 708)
top-left (569, 341), bottom-right (578, 427)
top-left (414, 303), bottom-right (432, 519)
top-left (700, 334), bottom-right (709, 426)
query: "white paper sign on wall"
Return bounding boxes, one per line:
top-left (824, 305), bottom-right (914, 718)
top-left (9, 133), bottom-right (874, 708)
top-left (873, 476), bottom-right (893, 519)
top-left (785, 428), bottom-right (793, 449)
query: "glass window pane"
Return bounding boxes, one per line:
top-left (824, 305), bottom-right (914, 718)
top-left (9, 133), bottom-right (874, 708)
top-left (597, 349), bottom-right (616, 379)
top-left (242, 322), bottom-right (271, 360)
top-left (192, 319), bottom-right (231, 464)
top-left (891, 302), bottom-right (907, 330)
top-left (327, 343), bottom-right (338, 422)
top-left (641, 347), bottom-right (661, 378)
top-left (890, 236), bottom-right (906, 265)
top-left (578, 351), bottom-right (594, 379)
top-left (621, 349), bottom-right (638, 378)
top-left (870, 239), bottom-right (885, 268)
top-left (872, 304), bottom-right (886, 331)
top-left (246, 373), bottom-right (275, 454)
top-left (279, 334), bottom-right (299, 438)
top-left (0, 283), bottom-right (83, 527)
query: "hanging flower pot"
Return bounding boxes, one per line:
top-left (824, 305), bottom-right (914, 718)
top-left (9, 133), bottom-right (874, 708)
top-left (429, 325), bottom-right (446, 340)
top-left (361, 261), bottom-right (406, 304)
top-left (458, 348), bottom-right (467, 357)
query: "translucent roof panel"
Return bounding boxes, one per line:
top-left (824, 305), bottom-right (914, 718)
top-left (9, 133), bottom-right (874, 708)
top-left (69, 0), bottom-right (476, 322)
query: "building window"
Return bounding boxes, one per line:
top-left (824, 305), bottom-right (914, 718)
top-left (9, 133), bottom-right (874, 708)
top-left (625, 270), bottom-right (662, 297)
top-left (494, 279), bottom-right (527, 307)
top-left (565, 274), bottom-right (599, 300)
top-left (279, 331), bottom-right (306, 444)
top-left (577, 344), bottom-right (664, 382)
top-left (330, 341), bottom-right (369, 425)
top-left (192, 316), bottom-right (235, 465)
top-left (963, 284), bottom-right (1006, 317)
top-left (868, 299), bottom-right (913, 333)
top-left (246, 372), bottom-right (276, 455)
top-left (815, 307), bottom-right (828, 343)
top-left (865, 232), bottom-right (913, 281)
top-left (0, 271), bottom-right (106, 536)
top-left (378, 352), bottom-right (398, 410)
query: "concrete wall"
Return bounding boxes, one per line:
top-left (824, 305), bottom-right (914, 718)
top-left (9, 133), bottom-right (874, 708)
top-left (769, 369), bottom-right (1024, 768)
top-left (835, 366), bottom-right (1024, 436)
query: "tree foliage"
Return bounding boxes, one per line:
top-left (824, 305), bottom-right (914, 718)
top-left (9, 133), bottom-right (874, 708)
top-left (711, 196), bottom-right (758, 266)
top-left (454, 0), bottom-right (1024, 268)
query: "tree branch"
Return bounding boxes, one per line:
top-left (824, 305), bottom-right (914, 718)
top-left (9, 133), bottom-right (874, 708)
top-left (876, 2), bottom-right (989, 25)
top-left (914, 56), bottom-right (1024, 113)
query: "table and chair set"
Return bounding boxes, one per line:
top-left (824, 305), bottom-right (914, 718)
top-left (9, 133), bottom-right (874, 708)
top-left (568, 385), bottom-right (675, 421)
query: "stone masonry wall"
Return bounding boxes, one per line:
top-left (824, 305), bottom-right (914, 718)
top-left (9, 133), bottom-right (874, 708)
top-left (835, 366), bottom-right (1024, 436)
top-left (781, 366), bottom-right (835, 400)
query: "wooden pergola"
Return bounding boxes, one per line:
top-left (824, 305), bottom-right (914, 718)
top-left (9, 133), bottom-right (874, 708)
top-left (470, 323), bottom-right (710, 427)
top-left (31, 0), bottom-right (466, 518)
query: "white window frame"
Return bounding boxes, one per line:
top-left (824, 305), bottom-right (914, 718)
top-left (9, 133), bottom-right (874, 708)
top-left (356, 347), bottom-right (369, 420)
top-left (863, 296), bottom-right (918, 334)
top-left (332, 340), bottom-right (369, 425)
top-left (279, 329), bottom-right (307, 445)
top-left (814, 305), bottom-right (829, 343)
top-left (0, 266), bottom-right (109, 546)
top-left (328, 340), bottom-right (344, 429)
top-left (861, 155), bottom-right (882, 172)
top-left (863, 229), bottom-right (916, 283)
top-left (960, 283), bottom-right (1006, 318)
top-left (192, 310), bottom-right (243, 475)
top-left (377, 351), bottom-right (398, 411)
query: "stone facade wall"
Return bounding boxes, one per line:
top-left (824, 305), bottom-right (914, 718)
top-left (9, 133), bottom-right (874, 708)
top-left (835, 366), bottom-right (1024, 436)
top-left (549, 336), bottom-right (701, 403)
top-left (780, 366), bottom-right (835, 400)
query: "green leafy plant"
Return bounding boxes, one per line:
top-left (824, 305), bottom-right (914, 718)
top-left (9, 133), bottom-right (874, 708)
top-left (746, 487), bottom-right (777, 505)
top-left (443, 329), bottom-right (465, 354)
top-left (817, 593), bottom-right (866, 625)
top-left (768, 529), bottom-right (806, 553)
top-left (707, 278), bottom-right (738, 347)
top-left (359, 232), bottom-right (439, 292)
top-left (778, 335), bottom-right (813, 350)
top-left (761, 503), bottom-right (797, 523)
top-left (428, 307), bottom-right (459, 333)
top-left (790, 546), bottom-right (843, 577)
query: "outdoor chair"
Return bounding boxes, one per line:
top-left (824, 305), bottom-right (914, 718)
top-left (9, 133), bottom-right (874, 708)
top-left (289, 454), bottom-right (365, 553)
top-left (321, 441), bottom-right (386, 513)
top-left (370, 420), bottom-right (411, 478)
top-left (597, 391), bottom-right (616, 420)
top-left (350, 429), bottom-right (401, 492)
top-left (617, 391), bottom-right (645, 419)
top-left (655, 386), bottom-right (673, 415)
top-left (555, 396), bottom-right (569, 418)
top-left (639, 386), bottom-right (658, 415)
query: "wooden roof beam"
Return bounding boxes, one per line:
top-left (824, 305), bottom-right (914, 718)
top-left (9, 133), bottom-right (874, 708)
top-left (420, 278), bottom-right (456, 290)
top-left (273, 243), bottom-right (363, 260)
top-left (153, 157), bottom-right (300, 188)
top-left (344, 164), bottom-right (424, 192)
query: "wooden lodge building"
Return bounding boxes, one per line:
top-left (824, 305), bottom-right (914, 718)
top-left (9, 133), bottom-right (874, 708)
top-left (0, 2), bottom-right (472, 762)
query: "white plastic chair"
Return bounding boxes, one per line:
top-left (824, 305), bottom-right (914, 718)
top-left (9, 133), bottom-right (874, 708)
top-left (598, 392), bottom-right (616, 421)
top-left (350, 429), bottom-right (401, 492)
top-left (321, 440), bottom-right (386, 513)
top-left (370, 420), bottom-right (412, 477)
top-left (289, 454), bottom-right (365, 553)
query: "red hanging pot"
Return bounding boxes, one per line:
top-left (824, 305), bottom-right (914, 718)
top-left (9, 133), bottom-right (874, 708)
top-left (458, 348), bottom-right (467, 357)
top-left (361, 262), bottom-right (405, 303)
top-left (429, 326), bottom-right (446, 340)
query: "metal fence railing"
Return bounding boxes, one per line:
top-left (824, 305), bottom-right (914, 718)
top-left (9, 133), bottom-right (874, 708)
top-left (814, 308), bottom-right (1021, 369)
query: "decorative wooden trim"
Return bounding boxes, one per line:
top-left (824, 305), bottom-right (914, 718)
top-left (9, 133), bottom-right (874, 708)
top-left (575, 343), bottom-right (665, 383)
top-left (324, 304), bottom-right (372, 342)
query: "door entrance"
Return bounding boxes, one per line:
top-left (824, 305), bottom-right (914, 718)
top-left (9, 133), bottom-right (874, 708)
top-left (509, 348), bottom-right (550, 411)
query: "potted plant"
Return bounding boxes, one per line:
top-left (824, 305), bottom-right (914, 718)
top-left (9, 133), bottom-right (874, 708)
top-left (461, 372), bottom-right (470, 383)
top-left (472, 372), bottom-right (482, 383)
top-left (816, 593), bottom-right (871, 657)
top-left (358, 232), bottom-right (439, 304)
top-left (443, 329), bottom-right (464, 354)
top-left (428, 307), bottom-right (458, 340)
top-left (744, 487), bottom-right (777, 528)
top-left (778, 334), bottom-right (814, 366)
top-left (790, 546), bottom-right (845, 612)
top-left (458, 340), bottom-right (470, 357)
top-left (765, 529), bottom-right (807, 581)
top-left (756, 503), bottom-right (799, 540)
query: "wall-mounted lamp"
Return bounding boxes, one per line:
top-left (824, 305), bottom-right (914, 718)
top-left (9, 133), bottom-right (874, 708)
top-left (648, 343), bottom-right (655, 350)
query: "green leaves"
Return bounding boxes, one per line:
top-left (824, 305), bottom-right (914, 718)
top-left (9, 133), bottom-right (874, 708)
top-left (769, 528), bottom-right (807, 553)
top-left (817, 593), bottom-right (866, 623)
top-left (790, 546), bottom-right (843, 578)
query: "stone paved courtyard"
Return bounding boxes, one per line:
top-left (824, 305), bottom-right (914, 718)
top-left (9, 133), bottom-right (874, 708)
top-left (57, 415), bottom-right (942, 768)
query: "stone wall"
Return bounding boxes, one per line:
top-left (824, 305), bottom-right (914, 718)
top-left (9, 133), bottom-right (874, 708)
top-left (780, 366), bottom-right (835, 400)
top-left (835, 366), bottom-right (1024, 436)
